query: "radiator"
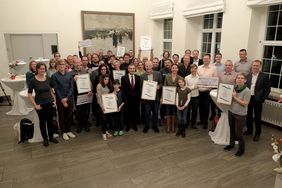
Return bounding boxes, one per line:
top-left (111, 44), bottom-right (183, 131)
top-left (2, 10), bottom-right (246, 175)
top-left (262, 100), bottom-right (282, 128)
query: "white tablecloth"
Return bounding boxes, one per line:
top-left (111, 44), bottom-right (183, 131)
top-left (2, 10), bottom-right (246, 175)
top-left (209, 90), bottom-right (231, 145)
top-left (19, 89), bottom-right (43, 143)
top-left (1, 77), bottom-right (33, 115)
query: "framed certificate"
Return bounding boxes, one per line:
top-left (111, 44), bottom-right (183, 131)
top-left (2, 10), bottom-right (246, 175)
top-left (76, 74), bottom-right (92, 94)
top-left (198, 77), bottom-right (219, 88)
top-left (141, 80), bottom-right (157, 101)
top-left (162, 86), bottom-right (176, 105)
top-left (112, 70), bottom-right (126, 83)
top-left (217, 83), bottom-right (234, 105)
top-left (77, 94), bottom-right (93, 105)
top-left (140, 36), bottom-right (151, 50)
top-left (102, 93), bottom-right (118, 114)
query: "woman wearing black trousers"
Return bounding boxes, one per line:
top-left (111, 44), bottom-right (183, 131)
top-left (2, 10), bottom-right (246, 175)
top-left (28, 62), bottom-right (58, 147)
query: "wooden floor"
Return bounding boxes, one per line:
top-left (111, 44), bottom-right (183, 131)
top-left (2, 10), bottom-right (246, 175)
top-left (0, 105), bottom-right (281, 188)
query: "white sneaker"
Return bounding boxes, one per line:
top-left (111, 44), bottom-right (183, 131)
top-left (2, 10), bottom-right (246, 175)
top-left (106, 131), bottom-right (112, 138)
top-left (67, 132), bottom-right (76, 138)
top-left (53, 133), bottom-right (59, 138)
top-left (102, 134), bottom-right (107, 140)
top-left (63, 133), bottom-right (69, 141)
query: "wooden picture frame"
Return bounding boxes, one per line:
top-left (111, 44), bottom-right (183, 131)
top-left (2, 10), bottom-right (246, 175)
top-left (81, 11), bottom-right (135, 56)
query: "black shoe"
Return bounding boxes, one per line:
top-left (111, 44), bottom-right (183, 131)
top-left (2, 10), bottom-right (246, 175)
top-left (235, 150), bottom-right (244, 157)
top-left (253, 135), bottom-right (260, 142)
top-left (152, 127), bottom-right (160, 133)
top-left (49, 138), bottom-right (59, 144)
top-left (203, 124), bottom-right (208, 129)
top-left (181, 131), bottom-right (186, 138)
top-left (76, 127), bottom-right (82, 133)
top-left (191, 125), bottom-right (198, 129)
top-left (85, 126), bottom-right (90, 132)
top-left (243, 130), bottom-right (252, 136)
top-left (197, 121), bottom-right (203, 125)
top-left (125, 127), bottom-right (130, 132)
top-left (224, 145), bottom-right (234, 151)
top-left (143, 127), bottom-right (149, 133)
top-left (132, 126), bottom-right (138, 132)
top-left (43, 139), bottom-right (49, 147)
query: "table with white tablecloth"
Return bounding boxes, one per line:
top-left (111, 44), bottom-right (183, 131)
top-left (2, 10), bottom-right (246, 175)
top-left (209, 90), bottom-right (231, 145)
top-left (19, 89), bottom-right (43, 143)
top-left (1, 76), bottom-right (33, 115)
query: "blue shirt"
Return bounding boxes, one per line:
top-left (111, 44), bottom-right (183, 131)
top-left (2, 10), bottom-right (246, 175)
top-left (51, 71), bottom-right (74, 101)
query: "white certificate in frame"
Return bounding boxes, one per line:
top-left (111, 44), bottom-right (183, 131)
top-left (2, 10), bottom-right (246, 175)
top-left (113, 70), bottom-right (126, 83)
top-left (140, 36), bottom-right (151, 51)
top-left (76, 74), bottom-right (92, 94)
top-left (198, 77), bottom-right (219, 88)
top-left (117, 46), bottom-right (125, 57)
top-left (102, 93), bottom-right (118, 114)
top-left (77, 94), bottom-right (93, 106)
top-left (141, 80), bottom-right (157, 101)
top-left (217, 83), bottom-right (234, 105)
top-left (162, 86), bottom-right (176, 105)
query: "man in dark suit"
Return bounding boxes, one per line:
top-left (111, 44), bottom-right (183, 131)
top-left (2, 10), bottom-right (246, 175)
top-left (191, 49), bottom-right (203, 66)
top-left (140, 61), bottom-right (163, 133)
top-left (121, 64), bottom-right (141, 132)
top-left (245, 60), bottom-right (271, 141)
top-left (178, 54), bottom-right (191, 78)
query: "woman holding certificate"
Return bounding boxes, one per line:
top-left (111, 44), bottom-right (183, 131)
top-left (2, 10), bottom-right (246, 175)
top-left (164, 64), bottom-right (183, 133)
top-left (224, 73), bottom-right (251, 157)
top-left (96, 74), bottom-right (113, 140)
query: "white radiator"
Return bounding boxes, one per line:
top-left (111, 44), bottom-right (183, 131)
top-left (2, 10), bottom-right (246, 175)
top-left (262, 100), bottom-right (282, 128)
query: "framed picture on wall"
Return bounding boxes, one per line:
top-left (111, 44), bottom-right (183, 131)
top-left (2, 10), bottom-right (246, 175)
top-left (81, 11), bottom-right (135, 56)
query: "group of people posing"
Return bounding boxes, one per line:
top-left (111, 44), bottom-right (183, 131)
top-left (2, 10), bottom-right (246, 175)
top-left (26, 48), bottom-right (271, 157)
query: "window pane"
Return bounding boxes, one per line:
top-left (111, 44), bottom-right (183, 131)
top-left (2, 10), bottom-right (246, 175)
top-left (203, 14), bottom-right (213, 29)
top-left (264, 46), bottom-right (273, 58)
top-left (207, 43), bottom-right (211, 53)
top-left (262, 59), bottom-right (271, 72)
top-left (217, 13), bottom-right (223, 28)
top-left (216, 32), bottom-right (221, 42)
top-left (269, 5), bottom-right (279, 11)
top-left (164, 19), bottom-right (173, 39)
top-left (215, 43), bottom-right (220, 54)
top-left (266, 27), bottom-right (276, 40)
top-left (267, 11), bottom-right (278, 26)
top-left (270, 74), bottom-right (279, 88)
top-left (274, 46), bottom-right (282, 59)
top-left (163, 42), bottom-right (172, 53)
top-left (276, 27), bottom-right (282, 40)
top-left (208, 33), bottom-right (212, 42)
top-left (271, 60), bottom-right (282, 74)
top-left (278, 11), bottom-right (282, 25)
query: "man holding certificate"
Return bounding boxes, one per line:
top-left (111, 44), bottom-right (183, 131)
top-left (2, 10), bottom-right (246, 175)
top-left (140, 61), bottom-right (163, 133)
top-left (197, 54), bottom-right (218, 129)
top-left (71, 58), bottom-right (93, 133)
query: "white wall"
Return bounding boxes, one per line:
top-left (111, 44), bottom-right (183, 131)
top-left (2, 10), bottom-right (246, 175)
top-left (0, 0), bottom-right (151, 79)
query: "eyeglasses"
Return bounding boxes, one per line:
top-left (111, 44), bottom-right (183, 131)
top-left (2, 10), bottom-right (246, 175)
top-left (101, 69), bottom-right (107, 70)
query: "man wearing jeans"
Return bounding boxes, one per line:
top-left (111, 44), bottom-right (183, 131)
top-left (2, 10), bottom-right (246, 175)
top-left (51, 59), bottom-right (76, 141)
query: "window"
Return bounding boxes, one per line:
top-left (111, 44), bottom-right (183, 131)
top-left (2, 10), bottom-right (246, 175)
top-left (201, 13), bottom-right (223, 60)
top-left (262, 5), bottom-right (282, 89)
top-left (163, 19), bottom-right (173, 54)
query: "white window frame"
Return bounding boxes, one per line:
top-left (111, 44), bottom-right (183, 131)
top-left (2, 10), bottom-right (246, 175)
top-left (163, 19), bottom-right (173, 54)
top-left (201, 13), bottom-right (222, 61)
top-left (262, 4), bottom-right (282, 89)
